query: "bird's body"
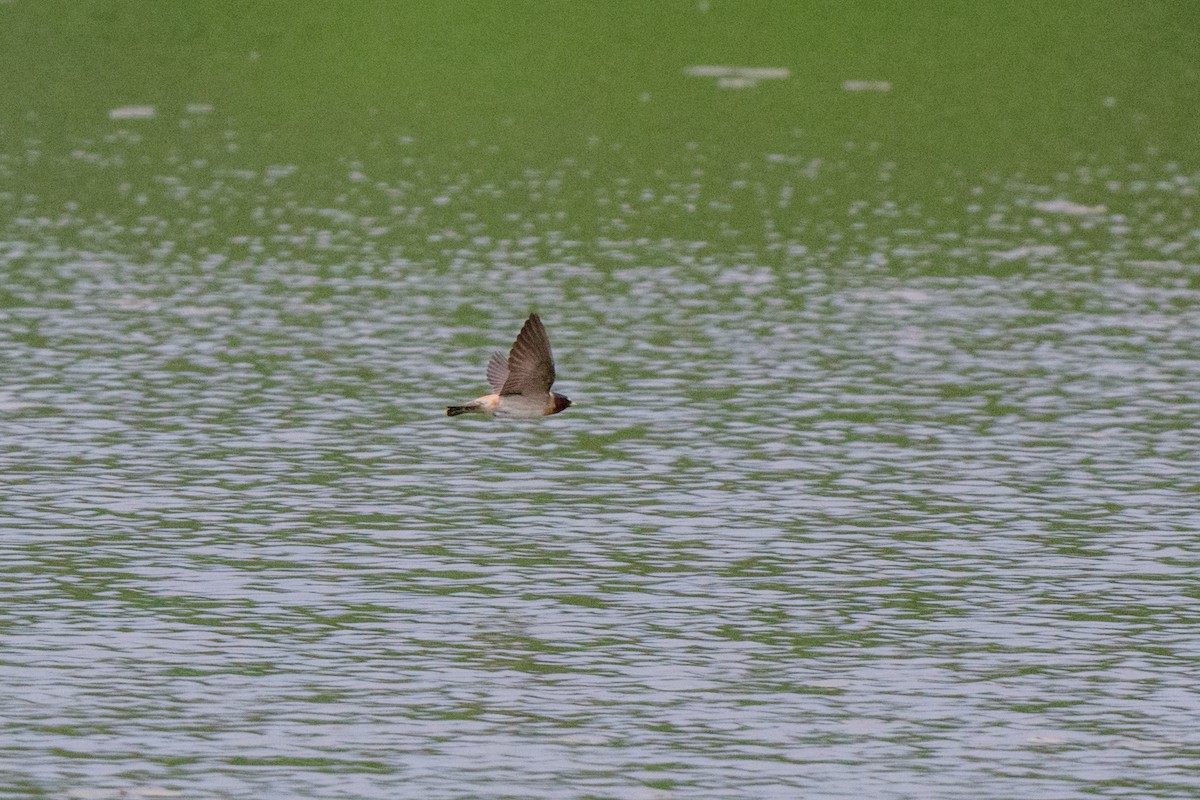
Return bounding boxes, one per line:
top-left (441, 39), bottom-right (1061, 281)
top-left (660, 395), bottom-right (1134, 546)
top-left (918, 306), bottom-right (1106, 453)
top-left (446, 314), bottom-right (572, 418)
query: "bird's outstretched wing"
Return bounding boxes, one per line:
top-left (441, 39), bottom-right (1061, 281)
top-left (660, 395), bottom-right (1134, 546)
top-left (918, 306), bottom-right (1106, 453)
top-left (500, 313), bottom-right (556, 396)
top-left (485, 351), bottom-right (508, 393)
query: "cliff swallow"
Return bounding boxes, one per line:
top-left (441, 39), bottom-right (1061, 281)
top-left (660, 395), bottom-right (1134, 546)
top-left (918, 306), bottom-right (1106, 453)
top-left (446, 313), bottom-right (572, 418)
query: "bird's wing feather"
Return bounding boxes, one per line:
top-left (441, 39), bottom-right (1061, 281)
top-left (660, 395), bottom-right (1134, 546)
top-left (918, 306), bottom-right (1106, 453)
top-left (500, 313), bottom-right (555, 396)
top-left (485, 351), bottom-right (509, 393)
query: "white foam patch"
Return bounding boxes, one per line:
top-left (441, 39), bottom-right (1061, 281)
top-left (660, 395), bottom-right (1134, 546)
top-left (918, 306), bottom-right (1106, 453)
top-left (108, 105), bottom-right (156, 120)
top-left (843, 80), bottom-right (892, 92)
top-left (685, 65), bottom-right (790, 89)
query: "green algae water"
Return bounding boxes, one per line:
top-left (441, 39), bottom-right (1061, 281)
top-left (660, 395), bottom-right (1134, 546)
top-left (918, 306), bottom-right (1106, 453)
top-left (2, 3), bottom-right (1199, 799)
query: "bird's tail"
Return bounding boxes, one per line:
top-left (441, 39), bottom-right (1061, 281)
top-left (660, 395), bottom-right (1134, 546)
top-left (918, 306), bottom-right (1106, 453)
top-left (446, 404), bottom-right (481, 417)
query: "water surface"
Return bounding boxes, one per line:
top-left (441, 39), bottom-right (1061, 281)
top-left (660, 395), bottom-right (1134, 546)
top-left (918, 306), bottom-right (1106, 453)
top-left (2, 3), bottom-right (1199, 799)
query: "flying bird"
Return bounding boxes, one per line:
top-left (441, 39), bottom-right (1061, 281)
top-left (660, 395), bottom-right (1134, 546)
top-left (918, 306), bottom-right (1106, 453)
top-left (446, 313), bottom-right (572, 418)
